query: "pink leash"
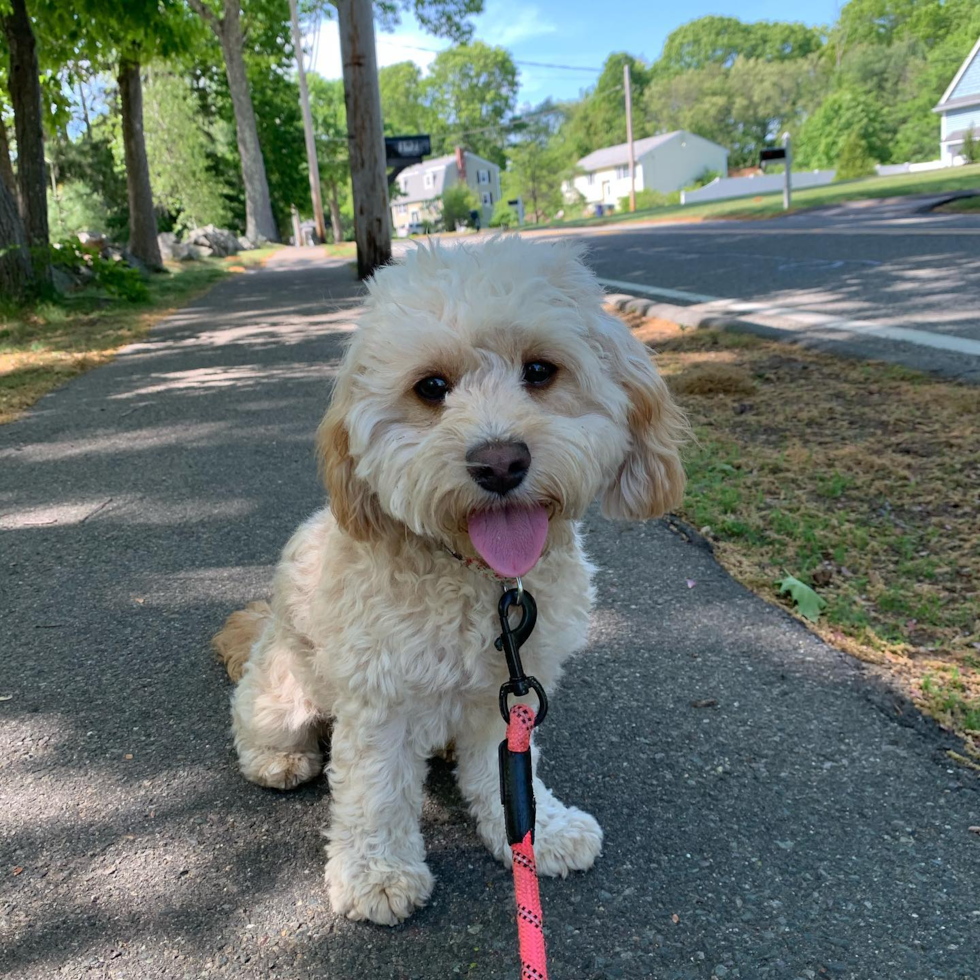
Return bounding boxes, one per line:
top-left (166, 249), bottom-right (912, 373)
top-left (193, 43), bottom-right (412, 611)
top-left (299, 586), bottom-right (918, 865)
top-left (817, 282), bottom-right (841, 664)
top-left (505, 704), bottom-right (548, 979)
top-left (496, 584), bottom-right (550, 979)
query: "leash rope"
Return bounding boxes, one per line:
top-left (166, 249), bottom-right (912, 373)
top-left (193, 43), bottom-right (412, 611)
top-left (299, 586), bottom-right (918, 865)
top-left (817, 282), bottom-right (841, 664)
top-left (496, 584), bottom-right (549, 979)
top-left (506, 704), bottom-right (548, 980)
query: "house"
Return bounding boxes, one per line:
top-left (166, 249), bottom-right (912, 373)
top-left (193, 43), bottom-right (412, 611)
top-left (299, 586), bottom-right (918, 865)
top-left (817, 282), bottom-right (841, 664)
top-left (934, 36), bottom-right (980, 165)
top-left (391, 148), bottom-right (502, 236)
top-left (564, 131), bottom-right (728, 211)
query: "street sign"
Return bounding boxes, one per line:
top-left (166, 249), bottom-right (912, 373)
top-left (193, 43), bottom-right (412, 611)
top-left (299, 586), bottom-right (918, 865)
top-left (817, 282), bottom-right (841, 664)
top-left (385, 135), bottom-right (431, 165)
top-left (759, 147), bottom-right (787, 164)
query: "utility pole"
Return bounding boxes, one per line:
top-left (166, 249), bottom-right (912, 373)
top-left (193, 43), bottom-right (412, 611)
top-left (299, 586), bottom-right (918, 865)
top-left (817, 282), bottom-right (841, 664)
top-left (336, 0), bottom-right (391, 279)
top-left (624, 62), bottom-right (636, 212)
top-left (782, 131), bottom-right (792, 211)
top-left (288, 0), bottom-right (326, 243)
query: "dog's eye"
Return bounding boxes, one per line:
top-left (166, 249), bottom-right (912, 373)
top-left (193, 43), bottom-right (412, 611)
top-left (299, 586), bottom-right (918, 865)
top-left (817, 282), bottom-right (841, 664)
top-left (522, 360), bottom-right (558, 388)
top-left (414, 375), bottom-right (451, 403)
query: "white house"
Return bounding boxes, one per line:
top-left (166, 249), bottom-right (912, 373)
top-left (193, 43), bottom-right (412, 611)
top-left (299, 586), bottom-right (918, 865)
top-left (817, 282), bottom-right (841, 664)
top-left (390, 148), bottom-right (501, 236)
top-left (934, 35), bottom-right (980, 165)
top-left (564, 131), bottom-right (728, 210)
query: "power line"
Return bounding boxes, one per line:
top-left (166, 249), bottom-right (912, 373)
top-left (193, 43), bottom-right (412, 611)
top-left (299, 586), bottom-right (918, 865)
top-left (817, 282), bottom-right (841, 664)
top-left (372, 37), bottom-right (602, 73)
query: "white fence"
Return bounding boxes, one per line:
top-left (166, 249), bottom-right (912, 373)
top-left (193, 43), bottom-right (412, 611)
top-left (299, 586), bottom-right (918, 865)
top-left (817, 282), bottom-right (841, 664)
top-left (680, 158), bottom-right (952, 206)
top-left (681, 170), bottom-right (836, 205)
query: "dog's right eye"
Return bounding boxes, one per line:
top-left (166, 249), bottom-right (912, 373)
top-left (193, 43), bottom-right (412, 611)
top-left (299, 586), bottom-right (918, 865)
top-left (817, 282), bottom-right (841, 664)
top-left (414, 375), bottom-right (451, 403)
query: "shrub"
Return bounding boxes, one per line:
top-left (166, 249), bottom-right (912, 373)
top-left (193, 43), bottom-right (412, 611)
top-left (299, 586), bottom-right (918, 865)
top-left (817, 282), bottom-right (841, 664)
top-left (687, 168), bottom-right (722, 190)
top-left (618, 188), bottom-right (668, 211)
top-left (489, 201), bottom-right (519, 228)
top-left (49, 237), bottom-right (149, 302)
top-left (962, 127), bottom-right (979, 165)
top-left (442, 183), bottom-right (479, 231)
top-left (834, 131), bottom-right (878, 181)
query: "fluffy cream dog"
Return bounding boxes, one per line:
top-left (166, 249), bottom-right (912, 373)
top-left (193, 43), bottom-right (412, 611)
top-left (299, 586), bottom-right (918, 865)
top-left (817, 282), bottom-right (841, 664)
top-left (213, 238), bottom-right (685, 926)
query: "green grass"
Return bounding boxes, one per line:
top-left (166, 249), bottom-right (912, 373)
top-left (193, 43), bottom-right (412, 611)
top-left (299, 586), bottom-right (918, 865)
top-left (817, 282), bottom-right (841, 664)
top-left (936, 194), bottom-right (980, 212)
top-left (321, 241), bottom-right (357, 259)
top-left (531, 164), bottom-right (980, 229)
top-left (0, 247), bottom-right (278, 424)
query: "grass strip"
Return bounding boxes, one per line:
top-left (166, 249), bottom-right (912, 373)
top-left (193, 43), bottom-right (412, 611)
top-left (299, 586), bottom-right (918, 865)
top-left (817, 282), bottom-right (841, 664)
top-left (612, 309), bottom-right (980, 750)
top-left (0, 247), bottom-right (279, 425)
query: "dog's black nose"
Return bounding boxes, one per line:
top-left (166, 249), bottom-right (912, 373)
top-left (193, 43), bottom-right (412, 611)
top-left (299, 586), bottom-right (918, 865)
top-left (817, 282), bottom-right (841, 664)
top-left (466, 441), bottom-right (531, 495)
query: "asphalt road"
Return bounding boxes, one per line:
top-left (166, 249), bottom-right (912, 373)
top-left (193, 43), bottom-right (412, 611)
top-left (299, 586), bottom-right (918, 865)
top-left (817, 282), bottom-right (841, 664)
top-left (560, 194), bottom-right (980, 381)
top-left (2, 249), bottom-right (979, 980)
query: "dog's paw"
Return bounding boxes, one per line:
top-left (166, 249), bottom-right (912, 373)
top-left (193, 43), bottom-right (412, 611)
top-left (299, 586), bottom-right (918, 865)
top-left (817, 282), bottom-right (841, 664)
top-left (532, 806), bottom-right (603, 877)
top-left (238, 746), bottom-right (322, 790)
top-left (325, 853), bottom-right (434, 926)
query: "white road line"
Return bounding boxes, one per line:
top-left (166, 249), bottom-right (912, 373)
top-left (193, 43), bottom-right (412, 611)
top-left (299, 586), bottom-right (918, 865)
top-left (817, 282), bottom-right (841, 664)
top-left (596, 277), bottom-right (980, 358)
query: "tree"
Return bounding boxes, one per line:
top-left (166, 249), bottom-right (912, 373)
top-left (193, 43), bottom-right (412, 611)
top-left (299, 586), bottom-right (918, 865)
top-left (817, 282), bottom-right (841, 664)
top-left (795, 87), bottom-right (888, 169)
top-left (423, 42), bottom-right (518, 166)
top-left (962, 126), bottom-right (979, 165)
top-left (502, 104), bottom-right (569, 224)
top-left (378, 61), bottom-right (430, 135)
top-left (441, 181), bottom-right (477, 230)
top-left (187, 0), bottom-right (280, 242)
top-left (307, 73), bottom-right (349, 243)
top-left (0, 162), bottom-right (32, 298)
top-left (2, 0), bottom-right (51, 286)
top-left (835, 130), bottom-right (878, 178)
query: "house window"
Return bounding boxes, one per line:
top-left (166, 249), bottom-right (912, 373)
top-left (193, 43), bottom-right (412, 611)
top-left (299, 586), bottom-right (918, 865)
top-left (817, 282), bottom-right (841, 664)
top-left (396, 204), bottom-right (407, 216)
top-left (423, 171), bottom-right (434, 189)
top-left (410, 209), bottom-right (419, 223)
top-left (586, 173), bottom-right (595, 185)
top-left (616, 165), bottom-right (629, 179)
top-left (478, 169), bottom-right (490, 184)
top-left (481, 191), bottom-right (493, 206)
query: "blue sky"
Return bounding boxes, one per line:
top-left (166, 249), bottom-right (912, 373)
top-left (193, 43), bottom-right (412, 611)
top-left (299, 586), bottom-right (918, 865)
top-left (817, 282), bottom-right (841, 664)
top-left (312, 0), bottom-right (841, 107)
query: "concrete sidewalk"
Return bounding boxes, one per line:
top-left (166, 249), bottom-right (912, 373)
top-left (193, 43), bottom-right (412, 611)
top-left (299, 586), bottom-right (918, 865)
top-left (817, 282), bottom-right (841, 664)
top-left (1, 248), bottom-right (978, 980)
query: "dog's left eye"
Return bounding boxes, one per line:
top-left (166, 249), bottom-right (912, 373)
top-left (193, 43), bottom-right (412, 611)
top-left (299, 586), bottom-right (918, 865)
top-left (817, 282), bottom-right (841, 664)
top-left (522, 360), bottom-right (558, 387)
top-left (414, 375), bottom-right (451, 403)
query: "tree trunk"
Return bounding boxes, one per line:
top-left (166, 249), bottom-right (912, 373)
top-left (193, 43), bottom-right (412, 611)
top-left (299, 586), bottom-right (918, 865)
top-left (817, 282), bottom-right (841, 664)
top-left (289, 0), bottom-right (326, 242)
top-left (336, 0), bottom-right (391, 278)
top-left (0, 172), bottom-right (33, 299)
top-left (117, 58), bottom-right (163, 270)
top-left (327, 181), bottom-right (343, 243)
top-left (0, 114), bottom-right (16, 202)
top-left (3, 0), bottom-right (50, 286)
top-left (218, 0), bottom-right (280, 243)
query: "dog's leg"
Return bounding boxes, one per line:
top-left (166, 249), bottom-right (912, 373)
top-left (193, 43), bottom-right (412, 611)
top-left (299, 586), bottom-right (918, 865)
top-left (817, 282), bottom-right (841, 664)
top-left (324, 710), bottom-right (433, 926)
top-left (230, 625), bottom-right (323, 791)
top-left (454, 704), bottom-right (603, 877)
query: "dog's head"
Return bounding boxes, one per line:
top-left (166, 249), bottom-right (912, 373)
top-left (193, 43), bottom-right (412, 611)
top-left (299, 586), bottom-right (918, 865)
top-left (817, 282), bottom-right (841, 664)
top-left (317, 239), bottom-right (686, 572)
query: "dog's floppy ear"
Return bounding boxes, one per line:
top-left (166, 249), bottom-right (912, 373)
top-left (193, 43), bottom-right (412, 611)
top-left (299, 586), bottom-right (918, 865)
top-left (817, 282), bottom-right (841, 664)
top-left (316, 368), bottom-right (391, 541)
top-left (598, 314), bottom-right (687, 520)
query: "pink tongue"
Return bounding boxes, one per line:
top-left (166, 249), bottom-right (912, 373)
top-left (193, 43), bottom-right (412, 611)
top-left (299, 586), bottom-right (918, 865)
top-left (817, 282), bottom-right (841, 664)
top-left (467, 505), bottom-right (549, 578)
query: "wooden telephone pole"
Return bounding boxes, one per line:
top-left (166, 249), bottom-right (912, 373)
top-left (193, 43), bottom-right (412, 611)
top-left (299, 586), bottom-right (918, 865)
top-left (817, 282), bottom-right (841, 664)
top-left (624, 62), bottom-right (636, 212)
top-left (336, 0), bottom-right (391, 279)
top-left (288, 0), bottom-right (326, 243)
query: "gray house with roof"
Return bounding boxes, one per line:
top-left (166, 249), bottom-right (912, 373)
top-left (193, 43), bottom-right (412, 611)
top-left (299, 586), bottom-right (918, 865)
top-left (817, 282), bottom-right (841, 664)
top-left (563, 130), bottom-right (728, 211)
top-left (935, 36), bottom-right (980, 165)
top-left (391, 148), bottom-right (501, 236)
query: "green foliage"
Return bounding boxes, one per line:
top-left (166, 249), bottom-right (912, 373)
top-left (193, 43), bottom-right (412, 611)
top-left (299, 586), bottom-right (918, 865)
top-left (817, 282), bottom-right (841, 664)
top-left (441, 182), bottom-right (478, 230)
top-left (424, 42), bottom-right (518, 166)
top-left (618, 188), bottom-right (668, 211)
top-left (687, 167), bottom-right (721, 189)
top-left (835, 130), bottom-right (879, 180)
top-left (48, 180), bottom-right (112, 240)
top-left (796, 87), bottom-right (888, 169)
top-left (777, 574), bottom-right (828, 622)
top-left (962, 127), bottom-right (979, 165)
top-left (143, 69), bottom-right (232, 232)
top-left (378, 62), bottom-right (430, 135)
top-left (49, 237), bottom-right (148, 301)
top-left (488, 200), bottom-right (518, 228)
top-left (501, 103), bottom-right (569, 223)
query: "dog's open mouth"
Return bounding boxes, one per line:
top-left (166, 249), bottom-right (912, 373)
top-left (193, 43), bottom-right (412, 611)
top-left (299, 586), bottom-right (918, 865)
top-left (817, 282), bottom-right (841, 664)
top-left (467, 504), bottom-right (549, 578)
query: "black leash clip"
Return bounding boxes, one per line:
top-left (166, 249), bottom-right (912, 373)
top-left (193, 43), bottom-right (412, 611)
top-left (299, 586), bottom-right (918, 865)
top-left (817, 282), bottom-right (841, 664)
top-left (496, 586), bottom-right (548, 727)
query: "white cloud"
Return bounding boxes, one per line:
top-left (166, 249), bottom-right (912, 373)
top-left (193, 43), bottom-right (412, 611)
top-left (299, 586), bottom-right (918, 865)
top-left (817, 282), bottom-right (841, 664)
top-left (475, 1), bottom-right (558, 47)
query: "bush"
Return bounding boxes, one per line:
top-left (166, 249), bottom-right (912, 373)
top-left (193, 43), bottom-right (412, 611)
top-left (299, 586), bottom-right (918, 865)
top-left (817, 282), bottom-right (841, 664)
top-left (962, 127), bottom-right (979, 165)
top-left (618, 188), bottom-right (668, 211)
top-left (834, 131), bottom-right (878, 181)
top-left (49, 237), bottom-right (149, 302)
top-left (442, 183), bottom-right (479, 231)
top-left (489, 201), bottom-right (519, 228)
top-left (48, 180), bottom-right (113, 241)
top-left (687, 168), bottom-right (722, 190)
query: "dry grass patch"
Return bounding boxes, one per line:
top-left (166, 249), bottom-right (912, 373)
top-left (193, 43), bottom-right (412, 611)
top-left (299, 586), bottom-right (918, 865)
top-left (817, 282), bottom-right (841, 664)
top-left (608, 307), bottom-right (980, 752)
top-left (0, 248), bottom-right (278, 425)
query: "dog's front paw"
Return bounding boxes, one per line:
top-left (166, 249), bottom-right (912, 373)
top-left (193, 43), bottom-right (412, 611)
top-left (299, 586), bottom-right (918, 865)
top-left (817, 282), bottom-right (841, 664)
top-left (533, 805), bottom-right (603, 877)
top-left (237, 746), bottom-right (322, 790)
top-left (325, 852), bottom-right (434, 926)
